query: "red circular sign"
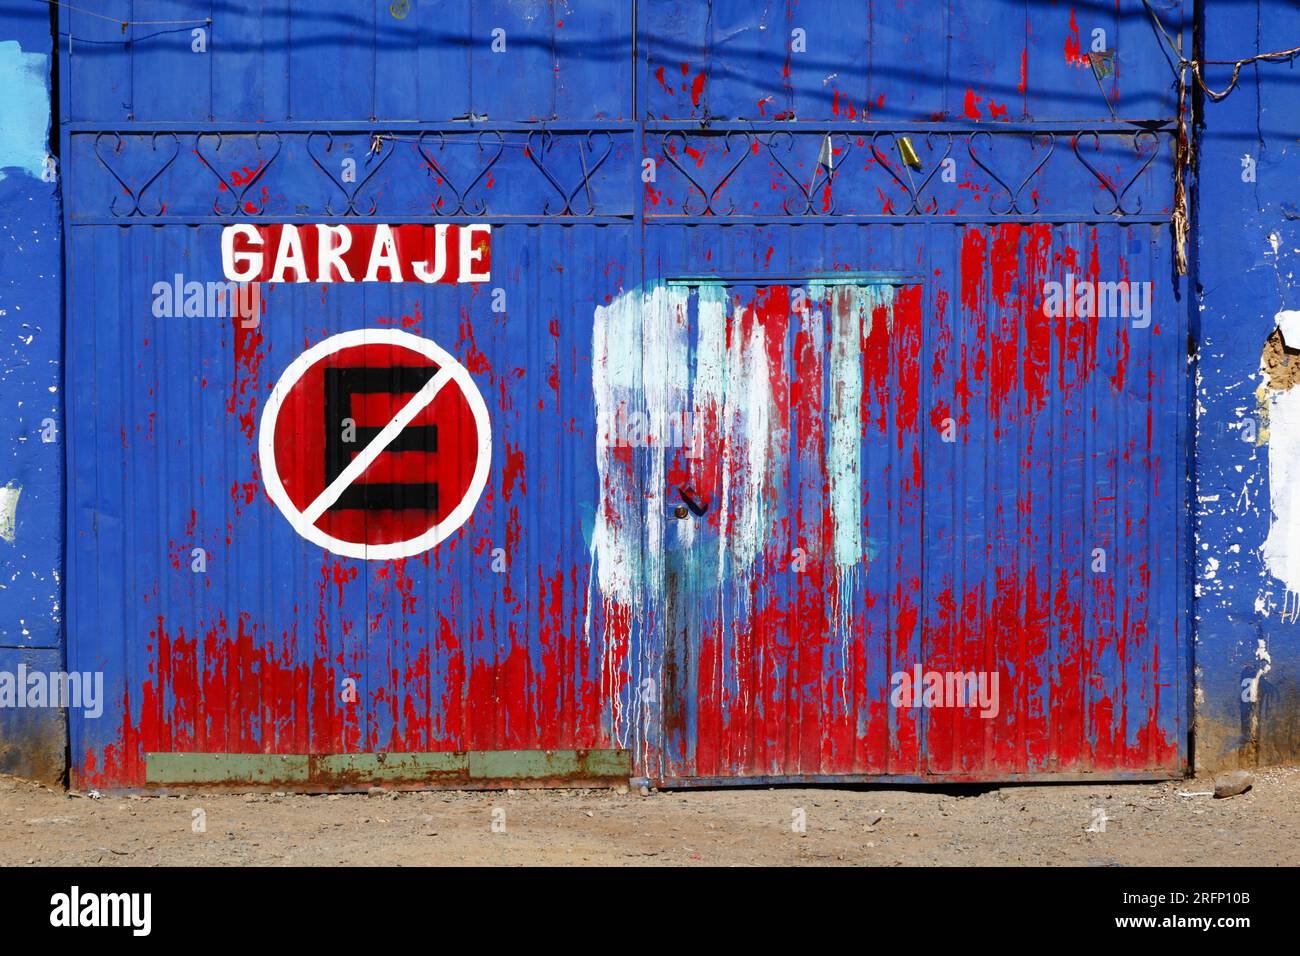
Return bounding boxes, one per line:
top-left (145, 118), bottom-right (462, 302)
top-left (259, 329), bottom-right (491, 559)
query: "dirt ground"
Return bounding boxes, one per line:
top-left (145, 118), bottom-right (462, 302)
top-left (2, 767), bottom-right (1298, 866)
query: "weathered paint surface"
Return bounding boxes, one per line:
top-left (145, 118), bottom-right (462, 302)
top-left (0, 8), bottom-right (64, 783)
top-left (1193, 0), bottom-right (1300, 768)
top-left (0, 40), bottom-right (51, 180)
top-left (1262, 382), bottom-right (1300, 609)
top-left (637, 225), bottom-right (1186, 781)
top-left (43, 0), bottom-right (1208, 789)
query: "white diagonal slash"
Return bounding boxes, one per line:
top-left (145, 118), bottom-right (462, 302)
top-left (260, 328), bottom-right (492, 561)
top-left (300, 366), bottom-right (453, 527)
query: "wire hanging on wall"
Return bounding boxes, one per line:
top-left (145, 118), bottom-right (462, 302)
top-left (1141, 0), bottom-right (1300, 275)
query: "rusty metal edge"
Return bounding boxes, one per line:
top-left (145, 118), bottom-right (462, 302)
top-left (647, 769), bottom-right (1187, 789)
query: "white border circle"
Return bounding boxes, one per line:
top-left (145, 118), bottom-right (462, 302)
top-left (258, 328), bottom-right (492, 560)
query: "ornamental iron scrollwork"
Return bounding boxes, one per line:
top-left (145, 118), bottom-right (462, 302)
top-left (870, 131), bottom-right (954, 215)
top-left (416, 130), bottom-right (504, 215)
top-left (1072, 129), bottom-right (1161, 216)
top-left (660, 129), bottom-right (754, 216)
top-left (524, 129), bottom-right (615, 216)
top-left (93, 132), bottom-right (180, 218)
top-left (649, 126), bottom-right (1170, 220)
top-left (75, 125), bottom-right (1170, 223)
top-left (193, 131), bottom-right (282, 216)
top-left (305, 131), bottom-right (395, 216)
top-left (763, 131), bottom-right (855, 215)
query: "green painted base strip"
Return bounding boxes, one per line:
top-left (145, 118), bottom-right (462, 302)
top-left (146, 752), bottom-right (309, 785)
top-left (468, 749), bottom-right (631, 779)
top-left (146, 749), bottom-right (630, 787)
top-left (315, 751), bottom-right (467, 780)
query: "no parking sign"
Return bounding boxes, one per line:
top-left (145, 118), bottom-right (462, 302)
top-left (258, 329), bottom-right (491, 559)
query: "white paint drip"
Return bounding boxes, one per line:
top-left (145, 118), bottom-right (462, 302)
top-left (589, 287), bottom-right (639, 747)
top-left (722, 302), bottom-right (772, 580)
top-left (1261, 384), bottom-right (1300, 618)
top-left (590, 284), bottom-right (690, 751)
top-left (1248, 638), bottom-right (1272, 702)
top-left (590, 288), bottom-right (651, 611)
top-left (683, 285), bottom-right (730, 555)
top-left (590, 283), bottom-right (898, 731)
top-left (824, 285), bottom-right (895, 698)
top-left (825, 286), bottom-right (862, 694)
top-left (0, 481), bottom-right (19, 544)
top-left (641, 284), bottom-right (692, 602)
top-left (715, 296), bottom-right (775, 698)
top-left (826, 286), bottom-right (866, 570)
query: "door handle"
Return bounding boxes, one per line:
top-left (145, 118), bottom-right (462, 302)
top-left (676, 485), bottom-right (709, 518)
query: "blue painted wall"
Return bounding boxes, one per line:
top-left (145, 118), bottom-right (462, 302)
top-left (1, 0), bottom-right (1298, 781)
top-left (1193, 0), bottom-right (1300, 767)
top-left (0, 3), bottom-right (64, 781)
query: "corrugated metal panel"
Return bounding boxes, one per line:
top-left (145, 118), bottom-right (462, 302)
top-left (60, 1), bottom-right (1189, 789)
top-left (633, 222), bottom-right (1186, 782)
top-left (62, 1), bottom-right (632, 123)
top-left (65, 223), bottom-right (639, 787)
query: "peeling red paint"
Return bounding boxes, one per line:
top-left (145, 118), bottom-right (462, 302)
top-left (1065, 9), bottom-right (1088, 67)
top-left (689, 71), bottom-right (706, 108)
top-left (229, 308), bottom-right (265, 443)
